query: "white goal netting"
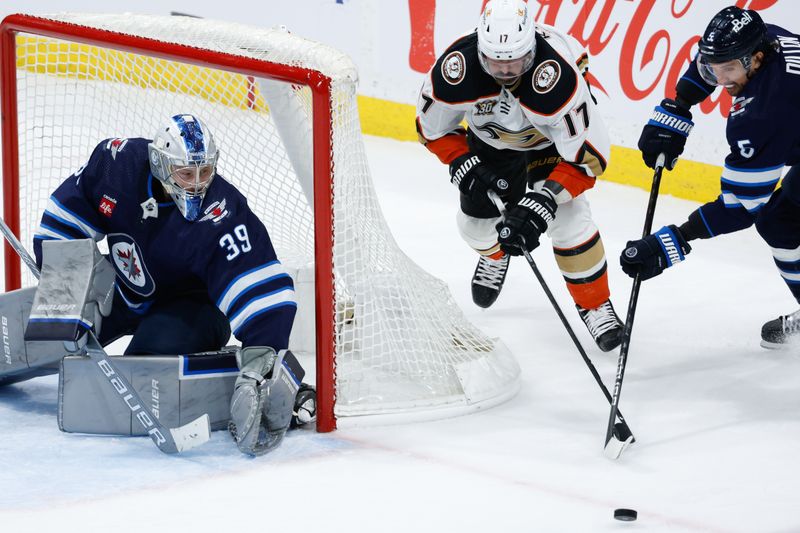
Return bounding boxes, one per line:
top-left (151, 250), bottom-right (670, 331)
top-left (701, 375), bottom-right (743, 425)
top-left (4, 13), bottom-right (520, 425)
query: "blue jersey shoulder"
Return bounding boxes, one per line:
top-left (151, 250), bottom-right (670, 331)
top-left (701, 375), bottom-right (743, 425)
top-left (725, 25), bottom-right (800, 170)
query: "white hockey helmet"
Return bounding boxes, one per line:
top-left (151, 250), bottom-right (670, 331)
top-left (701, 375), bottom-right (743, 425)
top-left (148, 114), bottom-right (219, 221)
top-left (477, 0), bottom-right (537, 83)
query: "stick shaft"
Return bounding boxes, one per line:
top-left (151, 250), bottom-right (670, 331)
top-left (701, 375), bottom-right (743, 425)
top-left (488, 191), bottom-right (633, 434)
top-left (604, 154), bottom-right (666, 445)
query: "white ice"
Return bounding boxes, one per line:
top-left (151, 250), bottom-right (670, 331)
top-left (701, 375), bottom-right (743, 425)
top-left (2, 135), bottom-right (799, 533)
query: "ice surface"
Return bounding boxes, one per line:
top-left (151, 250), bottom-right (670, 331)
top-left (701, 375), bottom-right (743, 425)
top-left (2, 135), bottom-right (799, 533)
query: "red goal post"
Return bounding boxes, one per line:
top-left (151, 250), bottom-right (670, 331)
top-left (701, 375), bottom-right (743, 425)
top-left (1, 13), bottom-right (520, 432)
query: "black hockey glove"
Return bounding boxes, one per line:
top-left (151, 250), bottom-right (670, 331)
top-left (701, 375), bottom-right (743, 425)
top-left (620, 225), bottom-right (692, 281)
top-left (496, 191), bottom-right (557, 256)
top-left (638, 99), bottom-right (694, 171)
top-left (449, 153), bottom-right (511, 203)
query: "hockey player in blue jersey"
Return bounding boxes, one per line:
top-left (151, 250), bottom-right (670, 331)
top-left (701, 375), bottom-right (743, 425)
top-left (620, 6), bottom-right (800, 349)
top-left (34, 114), bottom-right (314, 454)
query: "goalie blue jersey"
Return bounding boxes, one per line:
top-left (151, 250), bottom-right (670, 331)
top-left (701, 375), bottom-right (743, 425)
top-left (33, 138), bottom-right (296, 350)
top-left (678, 24), bottom-right (800, 237)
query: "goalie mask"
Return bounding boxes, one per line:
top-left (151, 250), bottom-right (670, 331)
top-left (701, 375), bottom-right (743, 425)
top-left (148, 114), bottom-right (219, 221)
top-left (477, 0), bottom-right (536, 84)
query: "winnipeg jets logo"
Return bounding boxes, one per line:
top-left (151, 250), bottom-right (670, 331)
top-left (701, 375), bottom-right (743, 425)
top-left (105, 138), bottom-right (128, 160)
top-left (199, 198), bottom-right (229, 223)
top-left (108, 235), bottom-right (155, 296)
top-left (114, 246), bottom-right (142, 284)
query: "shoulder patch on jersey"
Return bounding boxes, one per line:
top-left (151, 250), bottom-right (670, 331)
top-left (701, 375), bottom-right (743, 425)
top-left (515, 34), bottom-right (578, 116)
top-left (441, 51), bottom-right (467, 85)
top-left (199, 198), bottom-right (229, 223)
top-left (99, 194), bottom-right (117, 218)
top-left (431, 33), bottom-right (501, 104)
top-left (730, 96), bottom-right (755, 117)
top-left (532, 60), bottom-right (561, 94)
top-left (104, 138), bottom-right (129, 160)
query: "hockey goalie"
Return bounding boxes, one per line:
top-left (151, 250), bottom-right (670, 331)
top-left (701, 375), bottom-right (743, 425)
top-left (0, 114), bottom-right (316, 455)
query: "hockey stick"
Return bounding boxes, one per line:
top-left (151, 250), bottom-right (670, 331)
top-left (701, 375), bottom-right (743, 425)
top-left (488, 191), bottom-right (634, 445)
top-left (0, 220), bottom-right (210, 454)
top-left (603, 153), bottom-right (667, 460)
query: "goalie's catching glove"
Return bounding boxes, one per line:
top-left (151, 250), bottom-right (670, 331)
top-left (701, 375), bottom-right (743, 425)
top-left (228, 347), bottom-right (304, 456)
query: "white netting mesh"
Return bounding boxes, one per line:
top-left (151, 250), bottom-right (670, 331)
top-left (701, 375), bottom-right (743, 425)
top-left (7, 13), bottom-right (519, 421)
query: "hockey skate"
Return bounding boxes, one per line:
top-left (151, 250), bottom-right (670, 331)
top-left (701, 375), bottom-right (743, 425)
top-left (761, 309), bottom-right (800, 349)
top-left (471, 253), bottom-right (509, 308)
top-left (577, 299), bottom-right (623, 352)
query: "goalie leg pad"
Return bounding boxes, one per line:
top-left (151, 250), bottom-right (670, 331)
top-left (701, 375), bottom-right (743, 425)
top-left (229, 348), bottom-right (304, 456)
top-left (58, 348), bottom-right (239, 434)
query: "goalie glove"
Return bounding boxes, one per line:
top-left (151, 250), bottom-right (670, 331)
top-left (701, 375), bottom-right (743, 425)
top-left (228, 347), bottom-right (304, 456)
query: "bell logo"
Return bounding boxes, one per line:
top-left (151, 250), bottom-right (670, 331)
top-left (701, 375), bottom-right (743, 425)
top-left (731, 11), bottom-right (753, 34)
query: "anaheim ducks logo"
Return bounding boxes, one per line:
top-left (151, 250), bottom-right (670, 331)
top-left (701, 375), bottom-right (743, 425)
top-left (474, 122), bottom-right (550, 149)
top-left (533, 60), bottom-right (561, 94)
top-left (441, 51), bottom-right (466, 85)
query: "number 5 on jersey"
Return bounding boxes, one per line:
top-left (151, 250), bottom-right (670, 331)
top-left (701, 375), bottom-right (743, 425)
top-left (220, 224), bottom-right (252, 260)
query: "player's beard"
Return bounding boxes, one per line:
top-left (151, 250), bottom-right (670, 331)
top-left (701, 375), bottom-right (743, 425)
top-left (723, 83), bottom-right (743, 96)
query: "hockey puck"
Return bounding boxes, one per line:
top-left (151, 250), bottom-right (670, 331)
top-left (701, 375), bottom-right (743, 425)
top-left (614, 508), bottom-right (637, 521)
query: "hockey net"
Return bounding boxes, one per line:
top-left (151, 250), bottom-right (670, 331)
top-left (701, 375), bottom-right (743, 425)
top-left (0, 13), bottom-right (520, 430)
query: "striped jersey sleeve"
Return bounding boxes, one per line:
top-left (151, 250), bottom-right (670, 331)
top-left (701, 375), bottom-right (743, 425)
top-left (33, 142), bottom-right (109, 267)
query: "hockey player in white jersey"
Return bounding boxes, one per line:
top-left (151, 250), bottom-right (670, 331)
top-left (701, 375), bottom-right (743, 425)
top-left (416, 0), bottom-right (623, 351)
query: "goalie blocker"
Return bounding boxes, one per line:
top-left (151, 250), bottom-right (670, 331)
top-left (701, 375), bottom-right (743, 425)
top-left (0, 239), bottom-right (116, 386)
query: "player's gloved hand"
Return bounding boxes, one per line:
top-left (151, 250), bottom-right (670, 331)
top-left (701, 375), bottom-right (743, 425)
top-left (229, 347), bottom-right (302, 456)
top-left (449, 153), bottom-right (511, 203)
top-left (620, 225), bottom-right (692, 280)
top-left (638, 98), bottom-right (694, 170)
top-left (496, 191), bottom-right (557, 255)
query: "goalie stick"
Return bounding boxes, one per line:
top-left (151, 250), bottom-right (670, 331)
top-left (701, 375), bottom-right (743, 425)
top-left (488, 191), bottom-right (635, 452)
top-left (0, 219), bottom-right (210, 454)
top-left (603, 153), bottom-right (667, 460)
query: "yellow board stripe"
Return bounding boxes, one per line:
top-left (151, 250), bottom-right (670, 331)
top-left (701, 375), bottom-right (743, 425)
top-left (15, 35), bottom-right (268, 112)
